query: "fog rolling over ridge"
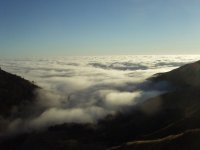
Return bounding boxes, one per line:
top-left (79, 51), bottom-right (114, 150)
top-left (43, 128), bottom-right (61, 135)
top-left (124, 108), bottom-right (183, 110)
top-left (1, 55), bottom-right (200, 133)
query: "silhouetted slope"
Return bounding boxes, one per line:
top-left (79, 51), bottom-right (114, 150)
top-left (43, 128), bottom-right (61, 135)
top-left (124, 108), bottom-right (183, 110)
top-left (151, 60), bottom-right (200, 87)
top-left (107, 60), bottom-right (200, 149)
top-left (0, 69), bottom-right (38, 117)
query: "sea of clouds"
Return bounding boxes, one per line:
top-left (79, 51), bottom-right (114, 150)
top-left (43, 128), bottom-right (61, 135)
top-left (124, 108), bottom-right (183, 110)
top-left (1, 55), bottom-right (200, 134)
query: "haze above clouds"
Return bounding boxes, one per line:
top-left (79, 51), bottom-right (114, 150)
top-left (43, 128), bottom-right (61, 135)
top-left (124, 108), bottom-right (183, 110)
top-left (1, 55), bottom-right (200, 134)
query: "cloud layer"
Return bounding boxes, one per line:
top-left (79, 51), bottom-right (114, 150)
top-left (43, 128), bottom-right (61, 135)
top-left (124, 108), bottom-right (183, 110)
top-left (0, 55), bottom-right (200, 134)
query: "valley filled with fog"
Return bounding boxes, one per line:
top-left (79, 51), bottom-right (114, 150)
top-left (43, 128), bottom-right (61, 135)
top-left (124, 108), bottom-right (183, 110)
top-left (1, 55), bottom-right (200, 133)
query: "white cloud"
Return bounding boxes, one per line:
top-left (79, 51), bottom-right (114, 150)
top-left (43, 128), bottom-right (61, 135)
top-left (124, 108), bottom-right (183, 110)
top-left (105, 91), bottom-right (141, 106)
top-left (1, 55), bottom-right (200, 134)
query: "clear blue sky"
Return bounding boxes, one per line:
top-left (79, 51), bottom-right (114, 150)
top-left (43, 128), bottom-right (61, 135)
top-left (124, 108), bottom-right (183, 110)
top-left (1, 0), bottom-right (200, 57)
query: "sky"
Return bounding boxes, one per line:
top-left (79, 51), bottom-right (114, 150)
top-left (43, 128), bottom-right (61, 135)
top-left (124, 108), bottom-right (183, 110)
top-left (1, 0), bottom-right (200, 57)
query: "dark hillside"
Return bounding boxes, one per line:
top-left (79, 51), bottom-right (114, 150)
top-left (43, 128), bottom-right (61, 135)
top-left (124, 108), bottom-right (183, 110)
top-left (0, 69), bottom-right (38, 117)
top-left (151, 60), bottom-right (200, 87)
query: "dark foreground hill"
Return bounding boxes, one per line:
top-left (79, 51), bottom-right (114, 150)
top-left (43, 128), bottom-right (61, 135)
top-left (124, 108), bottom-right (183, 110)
top-left (1, 61), bottom-right (200, 150)
top-left (0, 69), bottom-right (38, 117)
top-left (109, 129), bottom-right (200, 150)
